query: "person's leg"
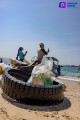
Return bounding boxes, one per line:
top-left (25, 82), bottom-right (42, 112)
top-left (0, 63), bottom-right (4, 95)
top-left (23, 59), bottom-right (31, 65)
top-left (31, 60), bottom-right (38, 65)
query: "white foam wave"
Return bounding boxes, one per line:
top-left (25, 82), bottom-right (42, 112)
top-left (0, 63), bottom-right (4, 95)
top-left (58, 76), bottom-right (80, 82)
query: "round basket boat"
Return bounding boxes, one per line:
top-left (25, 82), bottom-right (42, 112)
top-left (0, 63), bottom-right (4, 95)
top-left (1, 68), bottom-right (64, 105)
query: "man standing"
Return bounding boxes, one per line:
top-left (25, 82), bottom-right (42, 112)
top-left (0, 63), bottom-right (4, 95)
top-left (37, 43), bottom-right (49, 64)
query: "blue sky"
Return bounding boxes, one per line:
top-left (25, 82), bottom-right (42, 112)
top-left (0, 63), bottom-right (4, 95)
top-left (0, 0), bottom-right (80, 65)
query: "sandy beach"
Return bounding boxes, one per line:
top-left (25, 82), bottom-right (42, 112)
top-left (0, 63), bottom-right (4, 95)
top-left (0, 77), bottom-right (80, 120)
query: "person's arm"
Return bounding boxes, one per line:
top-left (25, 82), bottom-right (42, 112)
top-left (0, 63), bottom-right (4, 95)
top-left (24, 51), bottom-right (27, 56)
top-left (16, 54), bottom-right (19, 60)
top-left (41, 48), bottom-right (49, 55)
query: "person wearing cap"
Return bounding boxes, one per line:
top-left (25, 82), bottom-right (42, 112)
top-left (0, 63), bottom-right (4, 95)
top-left (16, 47), bottom-right (30, 65)
top-left (37, 43), bottom-right (49, 64)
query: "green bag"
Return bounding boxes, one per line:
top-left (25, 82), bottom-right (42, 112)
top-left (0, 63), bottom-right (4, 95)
top-left (37, 74), bottom-right (53, 85)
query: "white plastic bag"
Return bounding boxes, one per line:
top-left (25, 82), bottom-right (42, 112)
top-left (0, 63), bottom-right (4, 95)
top-left (27, 57), bottom-right (53, 85)
top-left (0, 63), bottom-right (12, 75)
top-left (32, 57), bottom-right (53, 76)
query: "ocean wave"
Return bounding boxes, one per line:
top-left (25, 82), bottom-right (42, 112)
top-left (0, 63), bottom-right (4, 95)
top-left (58, 76), bottom-right (80, 82)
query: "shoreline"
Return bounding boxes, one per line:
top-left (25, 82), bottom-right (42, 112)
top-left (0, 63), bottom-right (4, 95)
top-left (58, 75), bottom-right (80, 82)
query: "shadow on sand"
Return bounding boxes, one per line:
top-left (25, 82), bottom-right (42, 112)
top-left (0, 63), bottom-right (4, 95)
top-left (2, 93), bottom-right (71, 112)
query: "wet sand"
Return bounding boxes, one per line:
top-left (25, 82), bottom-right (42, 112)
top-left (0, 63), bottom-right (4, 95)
top-left (0, 77), bottom-right (80, 120)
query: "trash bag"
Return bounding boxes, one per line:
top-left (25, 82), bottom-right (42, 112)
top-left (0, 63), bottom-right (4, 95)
top-left (36, 74), bottom-right (53, 85)
top-left (27, 57), bottom-right (53, 85)
top-left (0, 63), bottom-right (12, 75)
top-left (32, 57), bottom-right (53, 75)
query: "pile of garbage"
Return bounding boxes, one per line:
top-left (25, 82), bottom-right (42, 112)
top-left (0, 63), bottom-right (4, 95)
top-left (32, 74), bottom-right (53, 85)
top-left (27, 57), bottom-right (54, 85)
top-left (0, 57), bottom-right (57, 86)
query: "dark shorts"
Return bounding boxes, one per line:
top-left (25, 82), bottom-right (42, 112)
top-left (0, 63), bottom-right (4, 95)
top-left (20, 59), bottom-right (24, 62)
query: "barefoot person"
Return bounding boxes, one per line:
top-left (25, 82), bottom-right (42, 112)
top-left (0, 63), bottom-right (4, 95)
top-left (16, 47), bottom-right (30, 65)
top-left (37, 43), bottom-right (49, 64)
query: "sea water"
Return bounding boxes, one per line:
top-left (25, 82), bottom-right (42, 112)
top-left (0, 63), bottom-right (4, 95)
top-left (0, 58), bottom-right (80, 81)
top-left (61, 66), bottom-right (80, 78)
top-left (1, 58), bottom-right (10, 65)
